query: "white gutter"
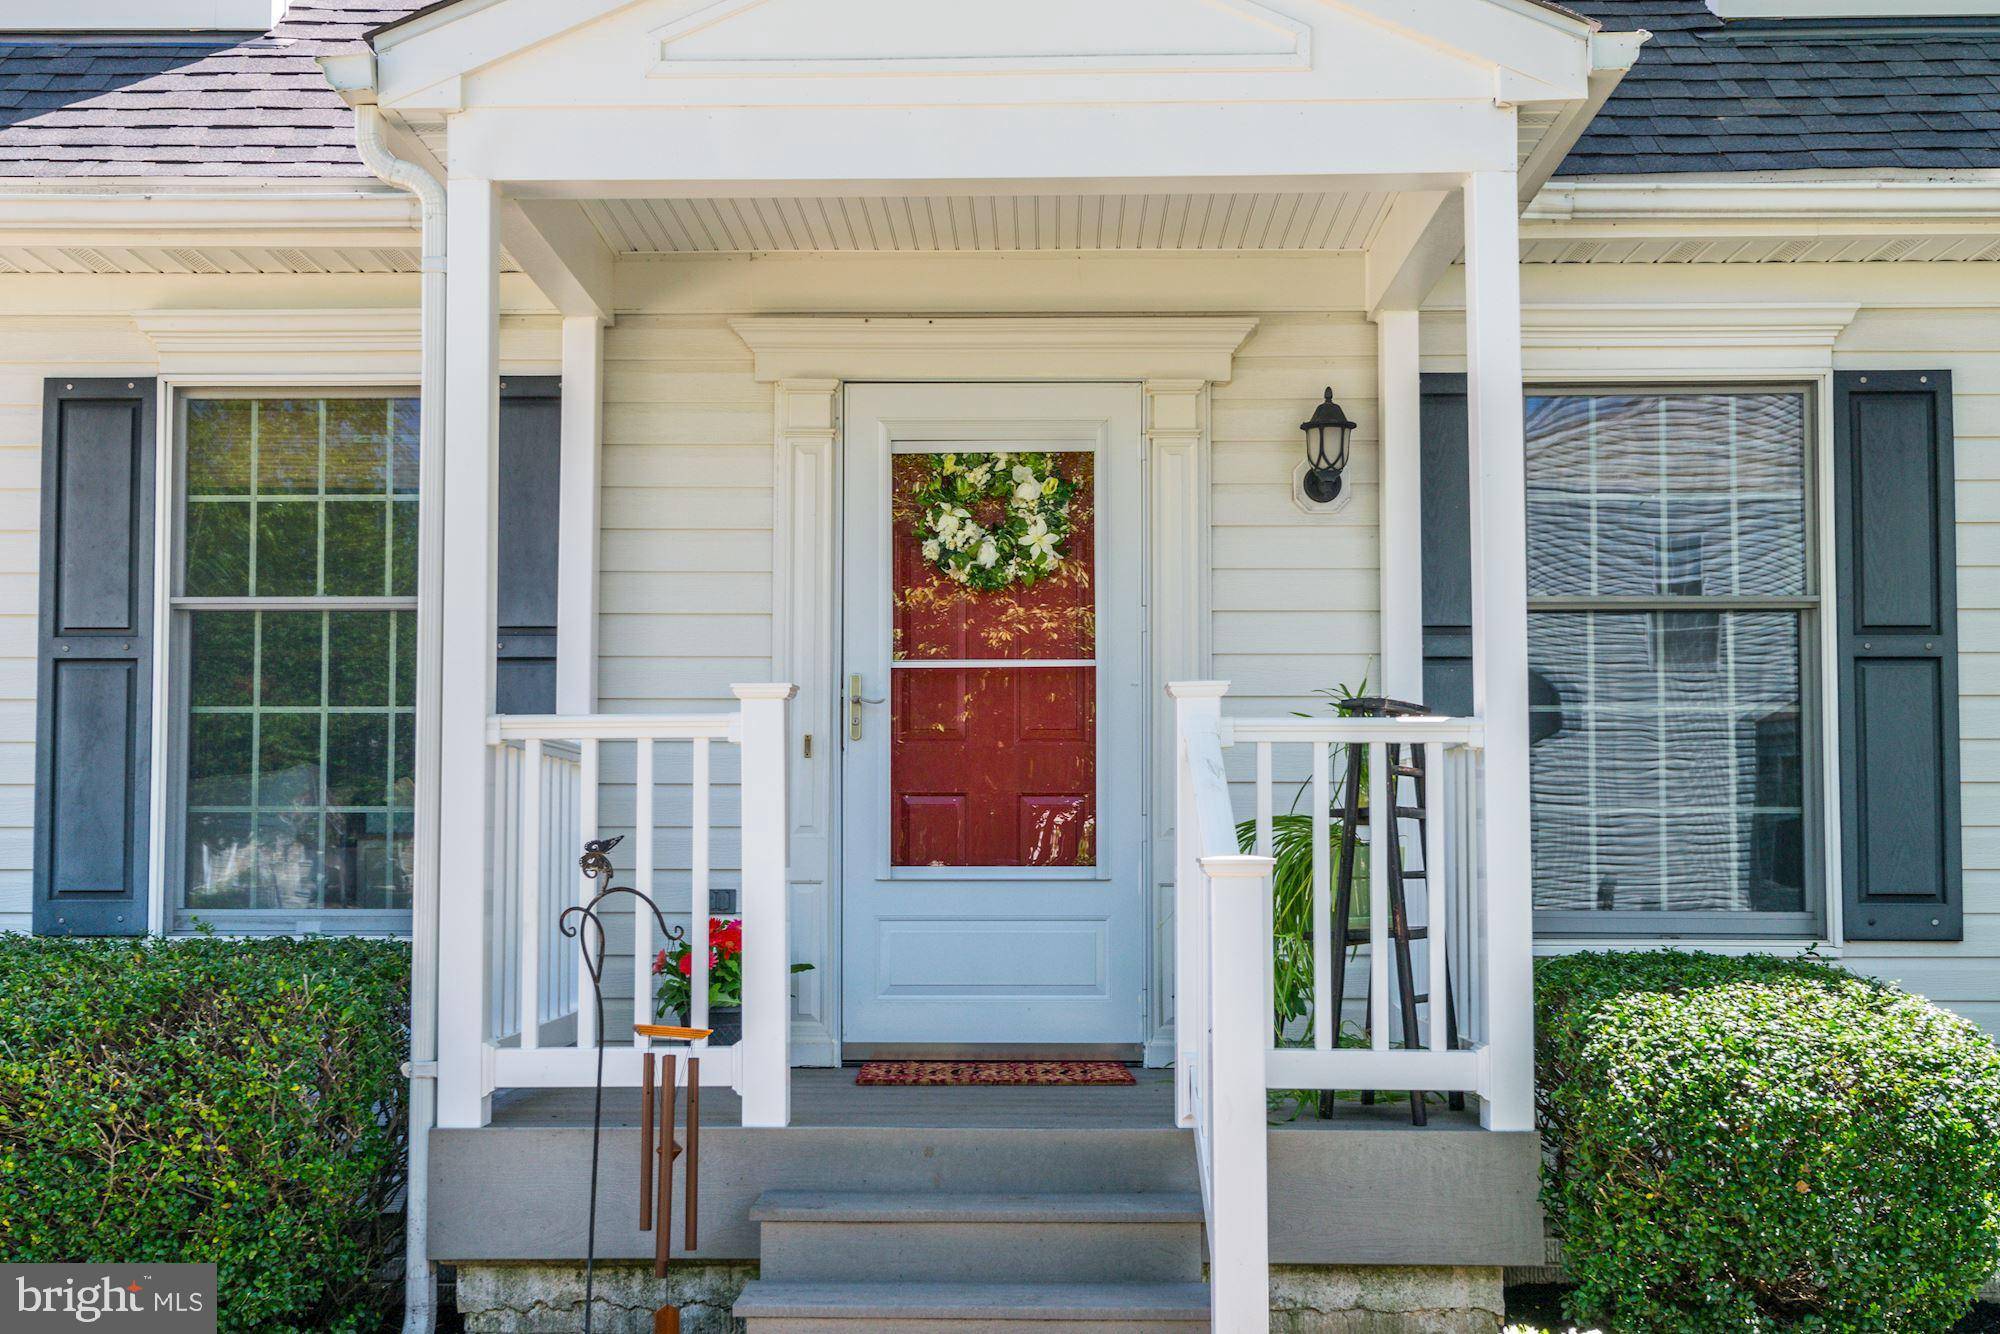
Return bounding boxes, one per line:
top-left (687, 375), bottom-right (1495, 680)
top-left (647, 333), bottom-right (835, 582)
top-left (348, 102), bottom-right (447, 1334)
top-left (1529, 177), bottom-right (2000, 224)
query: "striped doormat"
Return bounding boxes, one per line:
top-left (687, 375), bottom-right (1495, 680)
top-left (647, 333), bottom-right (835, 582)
top-left (854, 1060), bottom-right (1137, 1087)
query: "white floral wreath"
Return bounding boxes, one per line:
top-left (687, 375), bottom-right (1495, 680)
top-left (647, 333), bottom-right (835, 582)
top-left (912, 450), bottom-right (1078, 592)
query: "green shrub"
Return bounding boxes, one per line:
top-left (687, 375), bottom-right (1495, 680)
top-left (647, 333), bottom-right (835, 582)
top-left (0, 934), bottom-right (410, 1333)
top-left (1536, 950), bottom-right (2000, 1332)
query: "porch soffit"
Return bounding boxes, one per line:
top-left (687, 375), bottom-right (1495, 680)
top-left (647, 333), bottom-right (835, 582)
top-left (728, 316), bottom-right (1259, 384)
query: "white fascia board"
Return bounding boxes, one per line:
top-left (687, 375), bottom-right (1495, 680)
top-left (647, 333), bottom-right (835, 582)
top-left (1707, 1), bottom-right (2000, 16)
top-left (0, 186), bottom-right (418, 248)
top-left (1367, 23), bottom-right (1642, 315)
top-left (1335, 0), bottom-right (1598, 102)
top-left (372, 0), bottom-right (640, 108)
top-left (0, 0), bottom-right (279, 31)
top-left (452, 101), bottom-right (1520, 189)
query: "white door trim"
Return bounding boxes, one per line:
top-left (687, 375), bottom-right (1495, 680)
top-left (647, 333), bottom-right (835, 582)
top-left (750, 316), bottom-right (1255, 1067)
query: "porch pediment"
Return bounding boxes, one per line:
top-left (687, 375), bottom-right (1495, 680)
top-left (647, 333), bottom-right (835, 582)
top-left (357, 0), bottom-right (1609, 189)
top-left (377, 0), bottom-right (1593, 109)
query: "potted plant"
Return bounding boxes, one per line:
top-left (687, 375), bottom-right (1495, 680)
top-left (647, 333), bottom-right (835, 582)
top-left (651, 918), bottom-right (811, 1047)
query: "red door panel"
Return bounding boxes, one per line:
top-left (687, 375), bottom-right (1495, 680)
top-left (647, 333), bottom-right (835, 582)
top-left (889, 451), bottom-right (1097, 868)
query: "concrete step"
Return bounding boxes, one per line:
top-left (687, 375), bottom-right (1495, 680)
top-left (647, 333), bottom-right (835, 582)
top-left (752, 1191), bottom-right (1205, 1283)
top-left (734, 1280), bottom-right (1211, 1332)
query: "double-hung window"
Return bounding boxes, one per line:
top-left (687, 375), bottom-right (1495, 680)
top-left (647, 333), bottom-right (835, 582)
top-left (1525, 387), bottom-right (1821, 937)
top-left (171, 392), bottom-right (419, 933)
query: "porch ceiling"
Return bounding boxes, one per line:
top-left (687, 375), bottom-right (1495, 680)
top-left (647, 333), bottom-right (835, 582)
top-left (579, 190), bottom-right (1400, 255)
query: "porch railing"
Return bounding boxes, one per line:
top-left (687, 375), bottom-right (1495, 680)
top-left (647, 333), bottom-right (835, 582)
top-left (1169, 681), bottom-right (1497, 1332)
top-left (480, 684), bottom-right (795, 1127)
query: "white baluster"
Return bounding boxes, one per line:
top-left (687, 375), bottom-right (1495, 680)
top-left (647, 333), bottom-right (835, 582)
top-left (1255, 741), bottom-right (1273, 1041)
top-left (1369, 741), bottom-right (1390, 1052)
top-left (1311, 740), bottom-right (1331, 1052)
top-left (634, 737), bottom-right (655, 1049)
top-left (577, 737), bottom-right (600, 1051)
top-left (691, 736), bottom-right (711, 1038)
top-left (519, 738), bottom-right (542, 1050)
top-left (1425, 741), bottom-right (1447, 1054)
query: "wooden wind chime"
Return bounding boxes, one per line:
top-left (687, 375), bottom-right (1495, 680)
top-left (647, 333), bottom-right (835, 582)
top-left (635, 1022), bottom-right (708, 1334)
top-left (563, 837), bottom-right (712, 1334)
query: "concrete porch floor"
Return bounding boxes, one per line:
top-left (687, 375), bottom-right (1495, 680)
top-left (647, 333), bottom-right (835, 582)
top-left (488, 1066), bottom-right (1483, 1131)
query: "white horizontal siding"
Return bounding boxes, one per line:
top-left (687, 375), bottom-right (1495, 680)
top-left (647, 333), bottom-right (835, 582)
top-left (589, 316), bottom-right (773, 1022)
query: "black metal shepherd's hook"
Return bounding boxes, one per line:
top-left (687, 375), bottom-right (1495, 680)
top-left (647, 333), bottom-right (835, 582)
top-left (559, 835), bottom-right (680, 1334)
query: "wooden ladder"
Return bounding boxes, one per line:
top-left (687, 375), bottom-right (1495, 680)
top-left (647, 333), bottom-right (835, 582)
top-left (1326, 696), bottom-right (1463, 1126)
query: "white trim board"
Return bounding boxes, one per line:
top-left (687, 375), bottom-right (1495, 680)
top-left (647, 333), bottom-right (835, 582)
top-left (135, 309), bottom-right (422, 376)
top-left (731, 316), bottom-right (1258, 384)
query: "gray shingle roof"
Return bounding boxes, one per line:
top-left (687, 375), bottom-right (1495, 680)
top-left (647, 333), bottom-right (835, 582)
top-left (0, 2), bottom-right (419, 178)
top-left (1563, 2), bottom-right (2000, 175)
top-left (0, 0), bottom-right (1990, 181)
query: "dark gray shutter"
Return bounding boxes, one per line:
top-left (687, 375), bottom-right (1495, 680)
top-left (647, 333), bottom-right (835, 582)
top-left (496, 377), bottom-right (562, 714)
top-left (1834, 371), bottom-right (1962, 941)
top-left (33, 379), bottom-right (155, 935)
top-left (1419, 373), bottom-right (1472, 716)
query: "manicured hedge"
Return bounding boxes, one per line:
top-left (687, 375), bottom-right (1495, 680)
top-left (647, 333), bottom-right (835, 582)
top-left (1537, 950), bottom-right (2000, 1332)
top-left (0, 935), bottom-right (410, 1333)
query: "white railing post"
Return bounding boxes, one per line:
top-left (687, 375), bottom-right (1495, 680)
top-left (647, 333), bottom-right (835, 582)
top-left (1203, 853), bottom-right (1275, 1334)
top-left (1168, 681), bottom-right (1229, 1127)
top-left (734, 683), bottom-right (797, 1127)
top-left (1465, 169), bottom-right (1535, 1132)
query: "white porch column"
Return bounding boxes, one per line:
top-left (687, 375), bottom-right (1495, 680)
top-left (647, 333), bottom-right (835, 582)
top-left (1375, 309), bottom-right (1424, 704)
top-left (556, 314), bottom-right (604, 715)
top-left (437, 177), bottom-right (503, 1130)
top-left (1462, 170), bottom-right (1535, 1133)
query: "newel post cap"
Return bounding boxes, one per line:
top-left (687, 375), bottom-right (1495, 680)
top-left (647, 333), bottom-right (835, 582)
top-left (731, 683), bottom-right (799, 701)
top-left (1166, 681), bottom-right (1231, 700)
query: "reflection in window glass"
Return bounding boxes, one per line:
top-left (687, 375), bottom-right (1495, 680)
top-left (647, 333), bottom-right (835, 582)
top-left (179, 396), bottom-right (418, 918)
top-left (184, 397), bottom-right (419, 599)
top-left (1526, 391), bottom-right (1811, 922)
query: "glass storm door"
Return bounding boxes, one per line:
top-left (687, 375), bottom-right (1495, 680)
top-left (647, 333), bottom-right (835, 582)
top-left (840, 383), bottom-right (1145, 1052)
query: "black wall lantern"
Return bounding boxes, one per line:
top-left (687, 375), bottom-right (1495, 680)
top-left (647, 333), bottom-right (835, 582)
top-left (1300, 387), bottom-right (1357, 506)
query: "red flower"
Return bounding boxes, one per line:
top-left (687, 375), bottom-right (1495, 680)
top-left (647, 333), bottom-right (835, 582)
top-left (677, 952), bottom-right (693, 977)
top-left (712, 918), bottom-right (744, 956)
top-left (651, 949), bottom-right (669, 976)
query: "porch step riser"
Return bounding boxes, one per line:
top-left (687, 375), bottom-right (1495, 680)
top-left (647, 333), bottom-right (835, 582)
top-left (758, 1219), bottom-right (1203, 1283)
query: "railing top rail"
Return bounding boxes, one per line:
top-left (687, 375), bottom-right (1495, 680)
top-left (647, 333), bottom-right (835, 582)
top-left (1220, 715), bottom-right (1482, 747)
top-left (1182, 716), bottom-right (1242, 861)
top-left (485, 713), bottom-right (741, 745)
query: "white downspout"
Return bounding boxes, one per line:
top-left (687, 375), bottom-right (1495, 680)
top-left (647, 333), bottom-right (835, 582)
top-left (350, 103), bottom-right (447, 1334)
